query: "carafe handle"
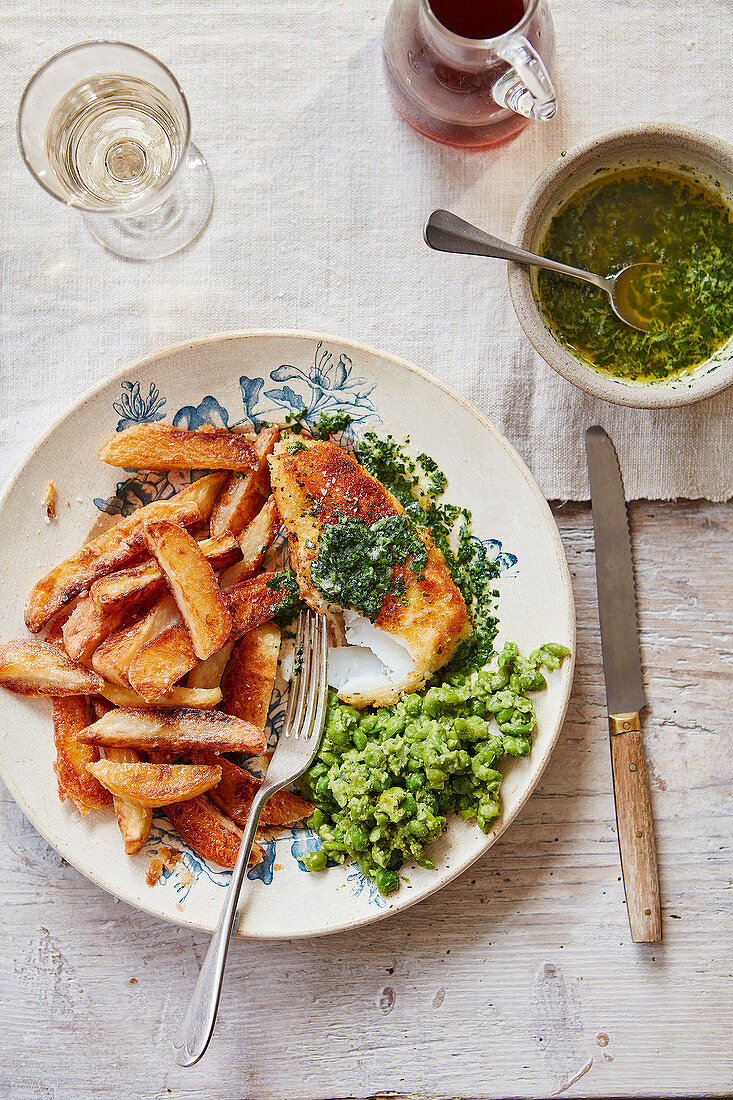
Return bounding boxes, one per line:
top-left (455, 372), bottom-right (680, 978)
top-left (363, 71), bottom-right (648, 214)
top-left (492, 35), bottom-right (556, 121)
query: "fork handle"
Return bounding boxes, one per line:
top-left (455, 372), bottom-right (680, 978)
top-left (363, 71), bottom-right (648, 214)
top-left (172, 782), bottom-right (276, 1067)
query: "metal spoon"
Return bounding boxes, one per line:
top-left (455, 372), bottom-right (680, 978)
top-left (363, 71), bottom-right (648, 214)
top-left (424, 209), bottom-right (664, 333)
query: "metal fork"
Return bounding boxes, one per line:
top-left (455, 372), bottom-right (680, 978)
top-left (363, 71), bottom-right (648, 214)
top-left (172, 610), bottom-right (329, 1067)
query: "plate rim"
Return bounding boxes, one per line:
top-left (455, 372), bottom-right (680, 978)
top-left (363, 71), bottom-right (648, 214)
top-left (0, 328), bottom-right (576, 938)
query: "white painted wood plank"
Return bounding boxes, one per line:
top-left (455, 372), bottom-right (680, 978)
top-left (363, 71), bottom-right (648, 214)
top-left (0, 501), bottom-right (731, 1100)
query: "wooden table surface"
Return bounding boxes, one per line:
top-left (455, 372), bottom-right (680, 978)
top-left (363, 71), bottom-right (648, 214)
top-left (1, 499), bottom-right (730, 1100)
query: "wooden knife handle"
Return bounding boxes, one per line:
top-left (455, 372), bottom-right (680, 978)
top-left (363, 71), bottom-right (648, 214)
top-left (608, 713), bottom-right (661, 942)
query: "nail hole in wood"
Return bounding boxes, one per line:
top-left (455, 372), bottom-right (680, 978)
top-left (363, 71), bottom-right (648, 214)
top-left (629, 763), bottom-right (637, 771)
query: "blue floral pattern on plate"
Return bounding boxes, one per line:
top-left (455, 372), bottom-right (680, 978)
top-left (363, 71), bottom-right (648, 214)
top-left (94, 343), bottom-right (518, 909)
top-left (264, 340), bottom-right (377, 431)
top-left (93, 470), bottom-right (191, 517)
top-left (144, 819), bottom-right (232, 902)
top-left (95, 342), bottom-right (379, 516)
top-left (473, 535), bottom-right (518, 575)
top-left (172, 396), bottom-right (230, 431)
top-left (113, 381), bottom-right (166, 432)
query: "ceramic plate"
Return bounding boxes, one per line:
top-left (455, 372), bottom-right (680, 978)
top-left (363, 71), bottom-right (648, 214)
top-left (0, 331), bottom-right (575, 938)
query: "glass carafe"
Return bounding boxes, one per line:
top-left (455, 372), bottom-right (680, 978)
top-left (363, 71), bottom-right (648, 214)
top-left (383, 0), bottom-right (556, 148)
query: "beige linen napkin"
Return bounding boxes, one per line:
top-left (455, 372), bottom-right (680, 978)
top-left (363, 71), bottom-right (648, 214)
top-left (1, 0), bottom-right (731, 499)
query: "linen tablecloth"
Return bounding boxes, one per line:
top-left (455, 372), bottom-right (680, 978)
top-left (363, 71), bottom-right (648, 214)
top-left (1, 0), bottom-right (731, 500)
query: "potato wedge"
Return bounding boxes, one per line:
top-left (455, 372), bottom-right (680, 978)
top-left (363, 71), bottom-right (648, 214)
top-left (92, 596), bottom-right (179, 688)
top-left (78, 706), bottom-right (267, 754)
top-left (25, 473), bottom-right (227, 635)
top-left (104, 745), bottom-right (153, 854)
top-left (164, 795), bottom-right (263, 868)
top-left (53, 697), bottom-right (111, 814)
top-left (62, 595), bottom-right (131, 663)
top-left (219, 497), bottom-right (280, 591)
top-left (179, 471), bottom-right (230, 520)
top-left (128, 623), bottom-right (197, 701)
top-left (222, 622), bottom-right (281, 729)
top-left (146, 749), bottom-right (180, 765)
top-left (100, 683), bottom-right (222, 709)
top-left (86, 760), bottom-right (222, 806)
top-left (24, 496), bottom-right (203, 634)
top-left (199, 754), bottom-right (313, 827)
top-left (98, 423), bottom-right (257, 472)
top-left (91, 697), bottom-right (112, 722)
top-left (0, 640), bottom-right (102, 696)
top-left (143, 520), bottom-right (231, 661)
top-left (227, 573), bottom-right (296, 638)
top-left (210, 426), bottom-right (279, 537)
top-left (44, 618), bottom-right (67, 648)
top-left (186, 640), bottom-right (235, 690)
top-left (90, 531), bottom-right (239, 614)
top-left (91, 561), bottom-right (170, 616)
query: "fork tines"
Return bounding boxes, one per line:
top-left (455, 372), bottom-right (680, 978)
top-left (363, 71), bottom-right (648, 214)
top-left (281, 611), bottom-right (329, 742)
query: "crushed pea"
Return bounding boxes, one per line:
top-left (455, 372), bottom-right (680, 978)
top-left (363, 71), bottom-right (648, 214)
top-left (297, 641), bottom-right (570, 894)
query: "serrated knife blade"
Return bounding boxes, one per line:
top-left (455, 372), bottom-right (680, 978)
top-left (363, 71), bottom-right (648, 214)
top-left (585, 426), bottom-right (646, 716)
top-left (585, 426), bottom-right (660, 943)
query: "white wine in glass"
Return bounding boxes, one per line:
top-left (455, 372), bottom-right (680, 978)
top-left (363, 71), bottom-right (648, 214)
top-left (18, 42), bottom-right (213, 260)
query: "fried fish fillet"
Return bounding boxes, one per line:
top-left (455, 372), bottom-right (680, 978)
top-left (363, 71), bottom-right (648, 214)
top-left (269, 438), bottom-right (469, 706)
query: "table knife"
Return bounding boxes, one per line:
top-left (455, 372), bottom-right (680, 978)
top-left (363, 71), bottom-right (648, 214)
top-left (585, 426), bottom-right (661, 943)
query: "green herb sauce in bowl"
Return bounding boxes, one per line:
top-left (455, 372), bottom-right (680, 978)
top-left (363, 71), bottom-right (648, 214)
top-left (536, 169), bottom-right (733, 382)
top-left (508, 125), bottom-right (733, 407)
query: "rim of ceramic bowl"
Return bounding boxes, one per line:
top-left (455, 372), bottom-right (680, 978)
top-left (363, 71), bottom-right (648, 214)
top-left (0, 329), bottom-right (576, 939)
top-left (508, 123), bottom-right (733, 409)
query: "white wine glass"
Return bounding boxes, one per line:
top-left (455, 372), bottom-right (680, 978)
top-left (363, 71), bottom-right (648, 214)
top-left (18, 41), bottom-right (214, 261)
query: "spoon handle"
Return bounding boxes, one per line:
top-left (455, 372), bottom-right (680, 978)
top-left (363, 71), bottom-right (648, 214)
top-left (424, 210), bottom-right (609, 291)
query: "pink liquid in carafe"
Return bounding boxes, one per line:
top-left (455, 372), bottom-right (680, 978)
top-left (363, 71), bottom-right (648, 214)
top-left (429, 0), bottom-right (526, 39)
top-left (383, 0), bottom-right (551, 149)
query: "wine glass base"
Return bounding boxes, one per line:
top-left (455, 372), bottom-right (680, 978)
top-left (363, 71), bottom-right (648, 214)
top-left (82, 143), bottom-right (214, 261)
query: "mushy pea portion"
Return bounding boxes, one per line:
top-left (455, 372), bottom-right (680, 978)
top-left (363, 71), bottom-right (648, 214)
top-left (298, 641), bottom-right (570, 894)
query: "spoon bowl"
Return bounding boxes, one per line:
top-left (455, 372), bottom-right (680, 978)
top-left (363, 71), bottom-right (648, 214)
top-left (608, 262), bottom-right (667, 332)
top-left (424, 209), bottom-right (663, 333)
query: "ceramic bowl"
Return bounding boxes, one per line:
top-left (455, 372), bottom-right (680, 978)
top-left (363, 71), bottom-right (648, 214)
top-left (508, 124), bottom-right (733, 408)
top-left (0, 330), bottom-right (575, 938)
